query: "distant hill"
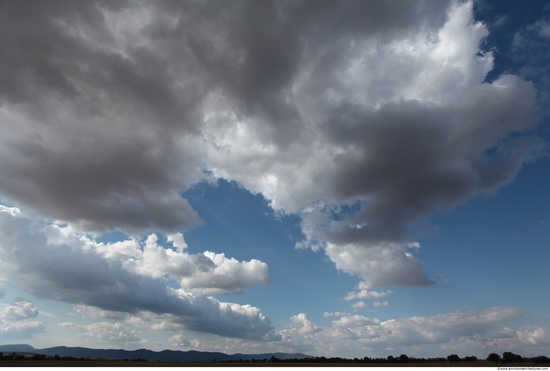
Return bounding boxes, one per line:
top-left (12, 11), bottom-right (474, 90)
top-left (0, 344), bottom-right (312, 362)
top-left (0, 344), bottom-right (36, 353)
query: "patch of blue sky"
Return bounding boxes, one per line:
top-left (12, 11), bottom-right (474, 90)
top-left (416, 157), bottom-right (550, 321)
top-left (182, 179), bottom-right (359, 326)
top-left (475, 0), bottom-right (549, 82)
top-left (94, 230), bottom-right (133, 245)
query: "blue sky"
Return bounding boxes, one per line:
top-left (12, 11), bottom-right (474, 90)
top-left (0, 0), bottom-right (549, 359)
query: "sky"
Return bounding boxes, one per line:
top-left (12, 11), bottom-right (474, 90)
top-left (0, 0), bottom-right (549, 360)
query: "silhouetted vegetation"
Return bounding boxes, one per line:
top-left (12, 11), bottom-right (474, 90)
top-left (0, 352), bottom-right (88, 361)
top-left (464, 355), bottom-right (478, 362)
top-left (502, 351), bottom-right (524, 364)
top-left (487, 352), bottom-right (501, 363)
top-left (533, 355), bottom-right (550, 365)
top-left (1, 350), bottom-right (549, 366)
top-left (447, 354), bottom-right (460, 363)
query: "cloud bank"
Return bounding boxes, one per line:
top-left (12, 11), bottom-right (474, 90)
top-left (0, 207), bottom-right (275, 341)
top-left (187, 306), bottom-right (547, 359)
top-left (276, 307), bottom-right (549, 358)
top-left (0, 0), bottom-right (544, 292)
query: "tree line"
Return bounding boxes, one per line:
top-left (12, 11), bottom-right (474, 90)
top-left (1, 351), bottom-right (549, 364)
top-left (280, 352), bottom-right (549, 365)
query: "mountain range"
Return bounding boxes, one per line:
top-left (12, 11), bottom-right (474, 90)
top-left (0, 344), bottom-right (311, 362)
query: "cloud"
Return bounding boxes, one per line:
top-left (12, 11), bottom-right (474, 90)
top-left (0, 207), bottom-right (275, 341)
top-left (378, 307), bottom-right (523, 345)
top-left (332, 314), bottom-right (380, 329)
top-left (345, 288), bottom-right (393, 301)
top-left (0, 320), bottom-right (45, 340)
top-left (198, 0), bottom-right (543, 288)
top-left (0, 0), bottom-right (544, 290)
top-left (179, 251), bottom-right (270, 295)
top-left (280, 307), bottom-right (525, 358)
top-left (48, 223), bottom-right (269, 296)
top-left (323, 312), bottom-right (350, 318)
top-left (0, 205), bottom-right (20, 217)
top-left (0, 299), bottom-right (44, 340)
top-left (440, 325), bottom-right (550, 357)
top-left (166, 233), bottom-right (188, 252)
top-left (289, 313), bottom-right (322, 335)
top-left (119, 233), bottom-right (269, 295)
top-left (60, 321), bottom-right (140, 344)
top-left (516, 326), bottom-right (550, 345)
top-left (148, 300), bottom-right (280, 342)
top-left (0, 0), bottom-right (546, 354)
top-left (0, 283), bottom-right (5, 299)
top-left (74, 304), bottom-right (129, 321)
top-left (0, 299), bottom-right (39, 320)
top-left (511, 6), bottom-right (550, 116)
top-left (0, 0), bottom-right (207, 234)
top-left (352, 302), bottom-right (367, 310)
top-left (168, 334), bottom-right (195, 348)
top-left (326, 242), bottom-right (433, 289)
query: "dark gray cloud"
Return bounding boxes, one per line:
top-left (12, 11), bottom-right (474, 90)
top-left (322, 84), bottom-right (542, 245)
top-left (0, 0), bottom-right (209, 233)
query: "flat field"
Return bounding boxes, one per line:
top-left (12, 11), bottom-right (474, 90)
top-left (0, 359), bottom-right (527, 367)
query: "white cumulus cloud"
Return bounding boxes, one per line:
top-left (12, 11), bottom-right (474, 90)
top-left (0, 299), bottom-right (44, 340)
top-left (516, 326), bottom-right (550, 345)
top-left (60, 321), bottom-right (140, 344)
top-left (276, 306), bottom-right (526, 358)
top-left (345, 288), bottom-right (394, 301)
top-left (0, 299), bottom-right (39, 320)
